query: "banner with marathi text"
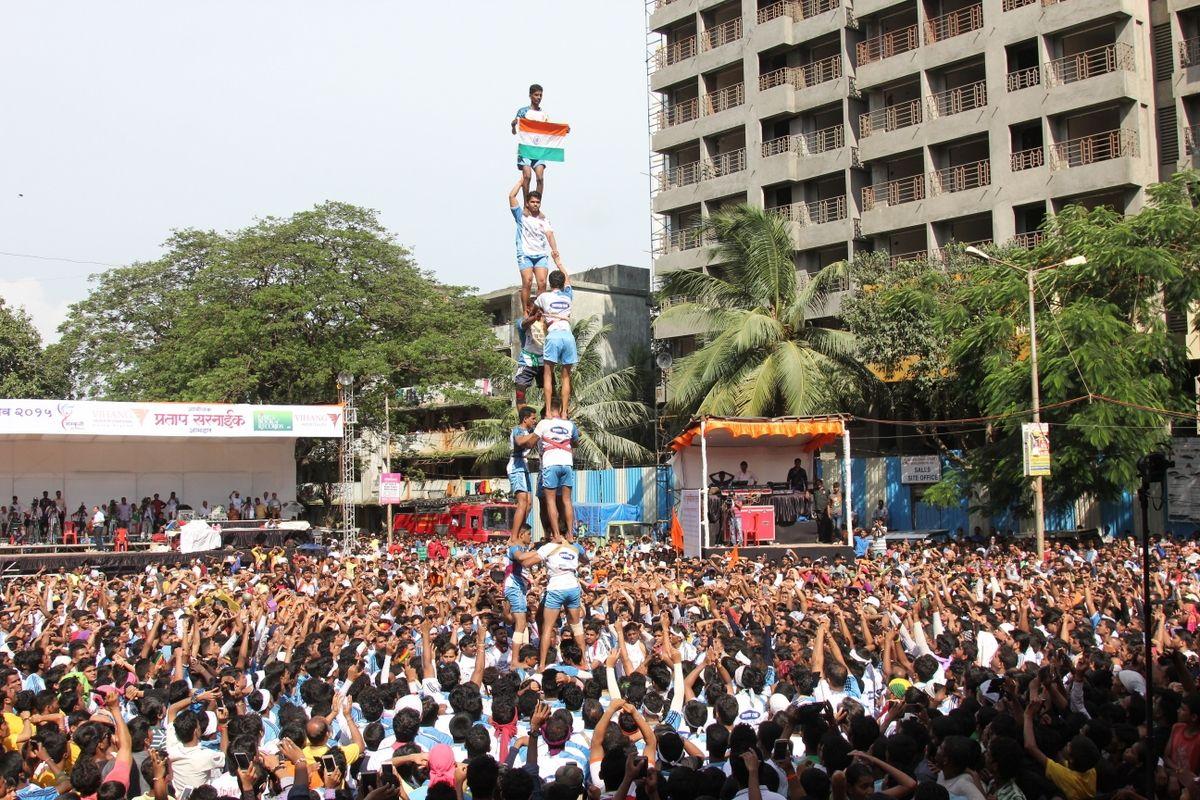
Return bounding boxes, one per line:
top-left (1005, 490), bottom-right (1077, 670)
top-left (0, 399), bottom-right (342, 438)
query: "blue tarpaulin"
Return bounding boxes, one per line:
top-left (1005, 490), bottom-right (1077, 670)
top-left (573, 503), bottom-right (641, 536)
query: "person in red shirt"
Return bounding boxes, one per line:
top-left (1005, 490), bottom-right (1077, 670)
top-left (1168, 693), bottom-right (1200, 774)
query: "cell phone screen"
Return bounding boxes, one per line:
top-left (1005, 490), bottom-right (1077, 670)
top-left (321, 755), bottom-right (338, 773)
top-left (381, 764), bottom-right (398, 785)
top-left (234, 752), bottom-right (251, 770)
top-left (360, 772), bottom-right (379, 792)
top-left (772, 740), bottom-right (792, 761)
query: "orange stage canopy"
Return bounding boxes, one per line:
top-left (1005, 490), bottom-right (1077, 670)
top-left (669, 415), bottom-right (846, 453)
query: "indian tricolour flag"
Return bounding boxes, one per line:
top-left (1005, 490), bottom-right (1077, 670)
top-left (517, 117), bottom-right (569, 163)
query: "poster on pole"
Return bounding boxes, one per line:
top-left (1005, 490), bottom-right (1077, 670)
top-left (1022, 423), bottom-right (1051, 476)
top-left (900, 455), bottom-right (941, 484)
top-left (680, 489), bottom-right (702, 558)
top-left (379, 473), bottom-right (404, 504)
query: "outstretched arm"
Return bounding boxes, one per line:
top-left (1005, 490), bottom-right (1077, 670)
top-left (509, 179), bottom-right (523, 208)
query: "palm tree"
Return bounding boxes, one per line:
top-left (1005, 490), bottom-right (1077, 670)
top-left (466, 316), bottom-right (653, 469)
top-left (657, 204), bottom-right (859, 418)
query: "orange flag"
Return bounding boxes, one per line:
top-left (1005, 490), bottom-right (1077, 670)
top-left (729, 546), bottom-right (740, 566)
top-left (670, 512), bottom-right (684, 552)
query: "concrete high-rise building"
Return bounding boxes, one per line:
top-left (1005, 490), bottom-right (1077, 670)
top-left (646, 0), bottom-right (1198, 348)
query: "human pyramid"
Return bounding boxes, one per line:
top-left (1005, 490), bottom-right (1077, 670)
top-left (501, 84), bottom-right (590, 669)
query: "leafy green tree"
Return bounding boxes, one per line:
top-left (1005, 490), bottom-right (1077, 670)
top-left (655, 204), bottom-right (859, 418)
top-left (467, 316), bottom-right (653, 470)
top-left (841, 172), bottom-right (1200, 514)
top-left (0, 299), bottom-right (67, 398)
top-left (56, 202), bottom-right (508, 503)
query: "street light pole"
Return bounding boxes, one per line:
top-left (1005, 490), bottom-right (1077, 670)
top-left (1025, 266), bottom-right (1047, 562)
top-left (964, 246), bottom-right (1086, 561)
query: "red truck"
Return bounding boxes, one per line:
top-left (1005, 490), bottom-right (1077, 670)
top-left (392, 500), bottom-right (517, 543)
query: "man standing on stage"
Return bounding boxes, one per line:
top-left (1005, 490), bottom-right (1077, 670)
top-left (812, 478), bottom-right (833, 543)
top-left (786, 457), bottom-right (811, 517)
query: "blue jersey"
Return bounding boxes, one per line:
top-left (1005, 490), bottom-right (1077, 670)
top-left (505, 545), bottom-right (529, 592)
top-left (508, 425), bottom-right (533, 472)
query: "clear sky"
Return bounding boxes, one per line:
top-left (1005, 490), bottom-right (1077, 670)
top-left (0, 2), bottom-right (651, 340)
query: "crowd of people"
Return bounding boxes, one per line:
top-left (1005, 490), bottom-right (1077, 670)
top-left (0, 526), bottom-right (1194, 800)
top-left (0, 491), bottom-right (288, 545)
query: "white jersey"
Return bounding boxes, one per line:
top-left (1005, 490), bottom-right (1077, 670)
top-left (537, 542), bottom-right (584, 591)
top-left (534, 287), bottom-right (574, 334)
top-left (534, 418), bottom-right (577, 468)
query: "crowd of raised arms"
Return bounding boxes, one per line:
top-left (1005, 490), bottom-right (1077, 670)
top-left (0, 531), bottom-right (1198, 800)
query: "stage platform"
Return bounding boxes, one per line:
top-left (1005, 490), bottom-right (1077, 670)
top-left (703, 543), bottom-right (856, 561)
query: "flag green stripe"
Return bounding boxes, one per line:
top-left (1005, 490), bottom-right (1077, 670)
top-left (518, 144), bottom-right (565, 162)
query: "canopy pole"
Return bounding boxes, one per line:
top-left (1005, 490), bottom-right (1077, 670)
top-left (700, 419), bottom-right (710, 548)
top-left (842, 424), bottom-right (853, 547)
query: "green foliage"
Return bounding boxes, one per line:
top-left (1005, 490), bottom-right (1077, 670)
top-left (56, 202), bottom-right (507, 423)
top-left (841, 173), bottom-right (1200, 514)
top-left (466, 316), bottom-right (653, 470)
top-left (656, 204), bottom-right (862, 418)
top-left (0, 300), bottom-right (67, 398)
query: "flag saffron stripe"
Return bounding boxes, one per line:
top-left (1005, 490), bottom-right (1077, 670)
top-left (518, 118), bottom-right (570, 136)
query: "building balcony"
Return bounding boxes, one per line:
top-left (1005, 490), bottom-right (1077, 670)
top-left (761, 124), bottom-right (845, 158)
top-left (923, 4), bottom-right (983, 45)
top-left (767, 195), bottom-right (849, 226)
top-left (657, 148), bottom-right (748, 193)
top-left (862, 174), bottom-right (925, 211)
top-left (1181, 37), bottom-right (1200, 68)
top-left (933, 239), bottom-right (991, 263)
top-left (888, 251), bottom-right (927, 268)
top-left (1011, 231), bottom-right (1044, 248)
top-left (654, 36), bottom-right (697, 71)
top-left (1006, 66), bottom-right (1041, 92)
top-left (1010, 147), bottom-right (1046, 171)
top-left (857, 25), bottom-right (919, 66)
top-left (1049, 128), bottom-right (1138, 170)
top-left (649, 0), bottom-right (696, 28)
top-left (653, 97), bottom-right (700, 132)
top-left (701, 17), bottom-right (743, 52)
top-left (929, 159), bottom-right (991, 194)
top-left (655, 226), bottom-right (708, 256)
top-left (1044, 43), bottom-right (1134, 88)
top-left (758, 54), bottom-right (842, 92)
top-left (1001, 0), bottom-right (1037, 9)
top-left (927, 80), bottom-right (987, 120)
top-left (703, 82), bottom-right (745, 116)
top-left (757, 0), bottom-right (841, 24)
top-left (860, 98), bottom-right (922, 138)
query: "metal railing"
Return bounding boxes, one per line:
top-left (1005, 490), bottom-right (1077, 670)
top-left (929, 159), bottom-right (991, 194)
top-left (656, 97), bottom-right (699, 130)
top-left (928, 80), bottom-right (987, 118)
top-left (862, 174), bottom-right (926, 211)
top-left (1010, 147), bottom-right (1045, 171)
top-left (655, 36), bottom-right (697, 69)
top-left (710, 147), bottom-right (747, 178)
top-left (933, 239), bottom-right (991, 263)
top-left (1044, 43), bottom-right (1135, 87)
top-left (761, 125), bottom-right (845, 157)
top-left (758, 54), bottom-right (842, 91)
top-left (1006, 65), bottom-right (1040, 92)
top-left (924, 4), bottom-right (983, 45)
top-left (659, 226), bottom-right (706, 254)
top-left (704, 82), bottom-right (745, 115)
top-left (1180, 37), bottom-right (1200, 68)
top-left (1002, 0), bottom-right (1036, 9)
top-left (702, 17), bottom-right (743, 51)
top-left (857, 25), bottom-right (919, 65)
top-left (860, 98), bottom-right (922, 138)
top-left (1012, 231), bottom-right (1044, 249)
top-left (1049, 128), bottom-right (1138, 169)
top-left (659, 160), bottom-right (705, 191)
top-left (768, 196), bottom-right (848, 225)
top-left (888, 251), bottom-right (926, 268)
top-left (1187, 125), bottom-right (1200, 155)
top-left (757, 0), bottom-right (841, 23)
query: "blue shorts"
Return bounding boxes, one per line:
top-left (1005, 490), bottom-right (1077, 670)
top-left (518, 253), bottom-right (550, 272)
top-left (504, 583), bottom-right (529, 614)
top-left (544, 585), bottom-right (581, 610)
top-left (542, 464), bottom-right (575, 490)
top-left (509, 467), bottom-right (532, 495)
top-left (543, 333), bottom-right (578, 365)
top-left (518, 157), bottom-right (546, 169)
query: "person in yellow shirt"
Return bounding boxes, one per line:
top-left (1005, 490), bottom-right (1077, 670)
top-left (1023, 695), bottom-right (1100, 800)
top-left (299, 701), bottom-right (364, 790)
